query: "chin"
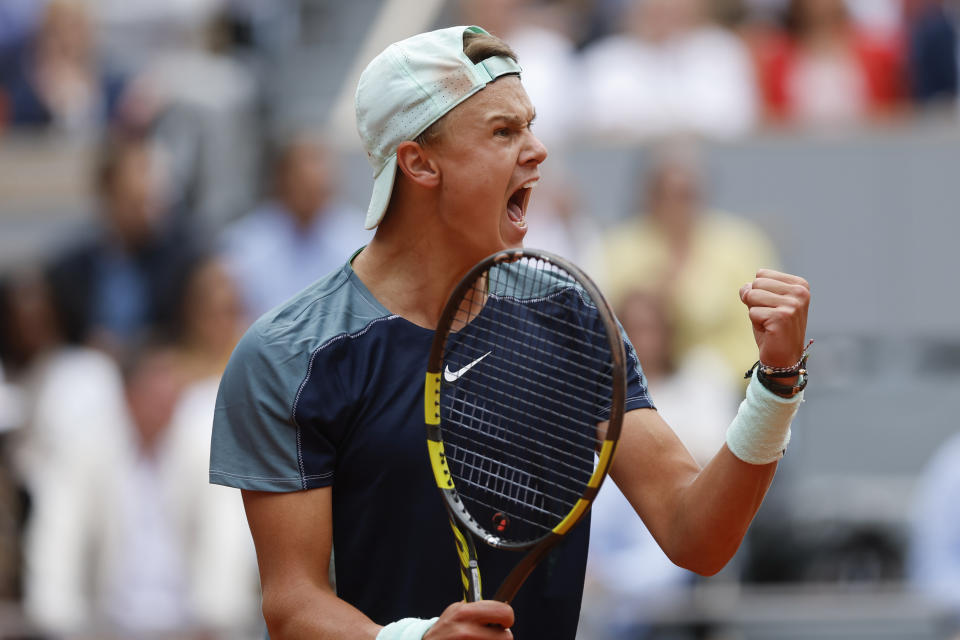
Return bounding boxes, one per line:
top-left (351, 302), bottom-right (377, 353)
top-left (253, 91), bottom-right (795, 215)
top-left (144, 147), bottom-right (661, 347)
top-left (499, 221), bottom-right (528, 250)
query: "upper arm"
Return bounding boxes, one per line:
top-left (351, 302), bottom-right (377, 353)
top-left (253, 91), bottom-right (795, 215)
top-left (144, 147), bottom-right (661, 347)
top-left (242, 487), bottom-right (382, 638)
top-left (243, 486), bottom-right (340, 638)
top-left (242, 487), bottom-right (334, 597)
top-left (608, 408), bottom-right (701, 553)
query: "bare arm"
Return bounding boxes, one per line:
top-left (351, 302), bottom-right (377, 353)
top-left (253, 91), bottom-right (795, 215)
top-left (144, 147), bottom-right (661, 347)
top-left (610, 269), bottom-right (809, 575)
top-left (242, 487), bottom-right (381, 639)
top-left (609, 409), bottom-right (775, 576)
top-left (242, 487), bottom-right (514, 640)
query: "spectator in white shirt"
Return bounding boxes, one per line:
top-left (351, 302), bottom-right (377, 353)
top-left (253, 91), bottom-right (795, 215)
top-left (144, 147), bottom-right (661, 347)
top-left (219, 133), bottom-right (371, 322)
top-left (581, 0), bottom-right (759, 141)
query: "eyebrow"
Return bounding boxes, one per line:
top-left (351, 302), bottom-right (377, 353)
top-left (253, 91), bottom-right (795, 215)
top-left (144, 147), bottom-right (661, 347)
top-left (486, 111), bottom-right (537, 126)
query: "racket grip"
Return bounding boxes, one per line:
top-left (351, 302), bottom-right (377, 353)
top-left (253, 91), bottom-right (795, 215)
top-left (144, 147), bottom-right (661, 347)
top-left (466, 561), bottom-right (482, 603)
top-left (449, 518), bottom-right (483, 602)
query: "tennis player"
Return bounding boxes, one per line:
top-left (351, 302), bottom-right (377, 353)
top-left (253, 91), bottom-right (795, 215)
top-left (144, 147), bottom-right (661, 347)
top-left (210, 26), bottom-right (810, 640)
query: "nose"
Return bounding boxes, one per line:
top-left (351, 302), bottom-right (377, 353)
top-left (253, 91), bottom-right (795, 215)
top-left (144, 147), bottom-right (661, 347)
top-left (522, 130), bottom-right (548, 167)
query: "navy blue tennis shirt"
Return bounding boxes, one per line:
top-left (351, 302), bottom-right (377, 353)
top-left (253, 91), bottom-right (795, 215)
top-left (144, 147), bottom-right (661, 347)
top-left (210, 255), bottom-right (654, 639)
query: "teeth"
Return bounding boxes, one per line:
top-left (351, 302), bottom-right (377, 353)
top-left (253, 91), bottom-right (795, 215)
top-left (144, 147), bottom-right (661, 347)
top-left (521, 178), bottom-right (540, 189)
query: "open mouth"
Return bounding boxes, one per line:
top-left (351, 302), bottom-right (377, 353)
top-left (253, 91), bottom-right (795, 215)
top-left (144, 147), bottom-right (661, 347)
top-left (506, 178), bottom-right (539, 227)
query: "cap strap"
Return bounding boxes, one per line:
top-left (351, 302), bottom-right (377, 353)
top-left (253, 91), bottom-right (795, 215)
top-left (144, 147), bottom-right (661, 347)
top-left (473, 55), bottom-right (522, 84)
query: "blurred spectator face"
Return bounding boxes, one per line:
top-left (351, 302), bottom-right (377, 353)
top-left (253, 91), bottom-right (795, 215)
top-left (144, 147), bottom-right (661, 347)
top-left (275, 138), bottom-right (334, 227)
top-left (790, 0), bottom-right (849, 34)
top-left (627, 0), bottom-right (704, 42)
top-left (647, 162), bottom-right (702, 234)
top-left (125, 350), bottom-right (180, 453)
top-left (35, 0), bottom-right (94, 65)
top-left (0, 272), bottom-right (61, 371)
top-left (99, 138), bottom-right (163, 249)
top-left (618, 289), bottom-right (673, 379)
top-left (181, 258), bottom-right (242, 354)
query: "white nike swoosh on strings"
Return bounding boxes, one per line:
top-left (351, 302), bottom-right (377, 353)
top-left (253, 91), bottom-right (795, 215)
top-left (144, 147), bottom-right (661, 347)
top-left (443, 351), bottom-right (493, 382)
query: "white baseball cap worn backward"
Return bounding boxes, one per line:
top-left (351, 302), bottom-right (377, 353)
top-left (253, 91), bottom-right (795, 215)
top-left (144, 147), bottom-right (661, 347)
top-left (355, 25), bottom-right (522, 230)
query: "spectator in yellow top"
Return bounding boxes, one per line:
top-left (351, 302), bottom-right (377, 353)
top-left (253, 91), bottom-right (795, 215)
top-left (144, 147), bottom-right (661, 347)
top-left (590, 141), bottom-right (779, 383)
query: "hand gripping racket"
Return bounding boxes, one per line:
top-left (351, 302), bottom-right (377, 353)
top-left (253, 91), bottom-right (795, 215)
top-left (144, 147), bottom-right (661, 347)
top-left (424, 249), bottom-right (626, 604)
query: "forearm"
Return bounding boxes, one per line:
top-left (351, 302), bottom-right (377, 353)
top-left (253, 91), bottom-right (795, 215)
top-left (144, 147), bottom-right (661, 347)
top-left (617, 269), bottom-right (809, 577)
top-left (665, 350), bottom-right (802, 574)
top-left (262, 580), bottom-right (382, 640)
top-left (667, 445), bottom-right (776, 575)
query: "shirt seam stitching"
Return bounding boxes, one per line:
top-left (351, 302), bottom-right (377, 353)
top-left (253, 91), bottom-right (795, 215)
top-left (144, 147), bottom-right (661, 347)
top-left (290, 314), bottom-right (403, 489)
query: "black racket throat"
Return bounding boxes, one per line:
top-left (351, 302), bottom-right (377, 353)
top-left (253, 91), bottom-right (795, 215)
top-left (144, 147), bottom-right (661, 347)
top-left (425, 249), bottom-right (627, 604)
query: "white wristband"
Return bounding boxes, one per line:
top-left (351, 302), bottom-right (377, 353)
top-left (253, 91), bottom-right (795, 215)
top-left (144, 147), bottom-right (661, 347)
top-left (376, 617), bottom-right (439, 640)
top-left (725, 370), bottom-right (803, 465)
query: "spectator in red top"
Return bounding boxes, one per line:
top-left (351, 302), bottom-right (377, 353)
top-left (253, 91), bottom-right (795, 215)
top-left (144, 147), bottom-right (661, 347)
top-left (754, 0), bottom-right (906, 128)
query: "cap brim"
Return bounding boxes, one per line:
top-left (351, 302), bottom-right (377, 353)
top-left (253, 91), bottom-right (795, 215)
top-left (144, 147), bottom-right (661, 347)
top-left (364, 155), bottom-right (397, 230)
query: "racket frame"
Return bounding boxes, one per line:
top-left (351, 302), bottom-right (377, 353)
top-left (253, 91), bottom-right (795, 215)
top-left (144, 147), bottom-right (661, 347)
top-left (424, 248), bottom-right (627, 603)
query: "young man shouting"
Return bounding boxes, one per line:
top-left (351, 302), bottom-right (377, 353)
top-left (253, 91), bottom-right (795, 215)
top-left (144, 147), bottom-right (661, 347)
top-left (210, 26), bottom-right (810, 640)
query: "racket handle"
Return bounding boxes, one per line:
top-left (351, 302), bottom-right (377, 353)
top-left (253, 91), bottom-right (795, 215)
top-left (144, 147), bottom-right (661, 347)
top-left (465, 561), bottom-right (482, 603)
top-left (449, 518), bottom-right (484, 602)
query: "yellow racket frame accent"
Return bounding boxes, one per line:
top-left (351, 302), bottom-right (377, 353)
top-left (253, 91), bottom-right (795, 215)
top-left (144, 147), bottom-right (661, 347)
top-left (552, 498), bottom-right (590, 535)
top-left (427, 439), bottom-right (452, 489)
top-left (552, 440), bottom-right (615, 535)
top-left (589, 440), bottom-right (616, 488)
top-left (449, 520), bottom-right (481, 595)
top-left (424, 372), bottom-right (441, 425)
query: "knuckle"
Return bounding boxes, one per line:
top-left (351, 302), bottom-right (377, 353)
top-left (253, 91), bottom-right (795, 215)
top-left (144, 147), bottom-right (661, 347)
top-left (777, 306), bottom-right (796, 320)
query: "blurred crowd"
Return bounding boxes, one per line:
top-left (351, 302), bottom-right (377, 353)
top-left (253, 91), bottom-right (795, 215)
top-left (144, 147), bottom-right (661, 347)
top-left (1, 0), bottom-right (958, 145)
top-left (0, 0), bottom-right (959, 638)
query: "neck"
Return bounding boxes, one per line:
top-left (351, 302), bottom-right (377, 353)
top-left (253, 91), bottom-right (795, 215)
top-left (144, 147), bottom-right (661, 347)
top-left (351, 203), bottom-right (479, 329)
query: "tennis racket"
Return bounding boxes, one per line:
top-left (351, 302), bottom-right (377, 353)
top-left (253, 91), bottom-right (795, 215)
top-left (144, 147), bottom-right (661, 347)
top-left (424, 248), bottom-right (627, 604)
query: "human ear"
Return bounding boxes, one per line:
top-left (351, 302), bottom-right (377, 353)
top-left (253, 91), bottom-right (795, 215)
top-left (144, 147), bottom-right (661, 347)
top-left (395, 141), bottom-right (440, 189)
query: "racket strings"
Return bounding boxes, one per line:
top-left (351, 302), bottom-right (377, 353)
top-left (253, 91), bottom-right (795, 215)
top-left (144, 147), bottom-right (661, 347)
top-left (449, 338), bottom-right (614, 422)
top-left (446, 386), bottom-right (596, 486)
top-left (440, 257), bottom-right (617, 541)
top-left (480, 292), bottom-right (612, 373)
top-left (451, 319), bottom-right (613, 404)
top-left (450, 390), bottom-right (595, 473)
top-left (444, 271), bottom-right (615, 445)
top-left (447, 272), bottom-right (616, 413)
top-left (486, 291), bottom-right (607, 340)
top-left (452, 450), bottom-right (587, 521)
top-left (454, 485), bottom-right (555, 536)
top-left (445, 380), bottom-right (599, 457)
top-left (453, 441), bottom-right (577, 534)
top-left (445, 400), bottom-right (594, 487)
top-left (456, 449), bottom-right (579, 506)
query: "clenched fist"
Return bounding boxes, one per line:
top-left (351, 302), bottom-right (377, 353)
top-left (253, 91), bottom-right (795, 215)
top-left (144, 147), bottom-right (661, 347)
top-left (739, 269), bottom-right (810, 371)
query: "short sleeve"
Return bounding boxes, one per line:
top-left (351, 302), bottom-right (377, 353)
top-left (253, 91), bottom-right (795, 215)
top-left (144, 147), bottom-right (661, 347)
top-left (209, 323), bottom-right (336, 492)
top-left (622, 328), bottom-right (655, 413)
